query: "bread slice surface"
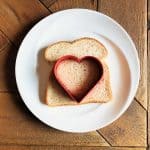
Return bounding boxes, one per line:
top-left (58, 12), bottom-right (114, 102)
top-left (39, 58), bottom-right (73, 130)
top-left (45, 37), bottom-right (112, 106)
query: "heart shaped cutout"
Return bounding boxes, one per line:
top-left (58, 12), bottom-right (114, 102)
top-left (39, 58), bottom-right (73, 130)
top-left (53, 55), bottom-right (104, 102)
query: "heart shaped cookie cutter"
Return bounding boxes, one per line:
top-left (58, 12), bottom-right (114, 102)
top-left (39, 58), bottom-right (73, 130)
top-left (53, 55), bottom-right (104, 102)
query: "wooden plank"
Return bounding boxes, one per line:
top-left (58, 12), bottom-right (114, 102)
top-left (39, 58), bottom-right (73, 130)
top-left (148, 31), bottom-right (150, 147)
top-left (0, 0), bottom-right (50, 46)
top-left (0, 30), bottom-right (9, 52)
top-left (0, 0), bottom-right (49, 91)
top-left (0, 93), bottom-right (108, 146)
top-left (99, 0), bottom-right (147, 109)
top-left (0, 145), bottom-right (146, 150)
top-left (148, 0), bottom-right (150, 23)
top-left (0, 43), bottom-right (17, 91)
top-left (99, 100), bottom-right (146, 146)
top-left (46, 0), bottom-right (97, 12)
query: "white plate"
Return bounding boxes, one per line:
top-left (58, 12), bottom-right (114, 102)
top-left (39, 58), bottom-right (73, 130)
top-left (15, 9), bottom-right (140, 133)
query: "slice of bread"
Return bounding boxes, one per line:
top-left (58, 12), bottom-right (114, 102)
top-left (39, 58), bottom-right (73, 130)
top-left (45, 37), bottom-right (112, 106)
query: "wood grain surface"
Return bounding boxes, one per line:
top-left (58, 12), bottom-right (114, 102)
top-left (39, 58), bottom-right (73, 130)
top-left (147, 0), bottom-right (149, 148)
top-left (0, 93), bottom-right (108, 146)
top-left (148, 30), bottom-right (150, 148)
top-left (0, 146), bottom-right (146, 150)
top-left (148, 0), bottom-right (150, 26)
top-left (0, 30), bottom-right (9, 51)
top-left (0, 0), bottom-right (50, 46)
top-left (0, 0), bottom-right (148, 149)
top-left (99, 100), bottom-right (146, 146)
top-left (0, 42), bottom-right (17, 91)
top-left (41, 0), bottom-right (97, 12)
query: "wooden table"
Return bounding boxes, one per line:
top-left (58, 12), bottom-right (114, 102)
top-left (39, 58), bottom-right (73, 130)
top-left (0, 0), bottom-right (148, 149)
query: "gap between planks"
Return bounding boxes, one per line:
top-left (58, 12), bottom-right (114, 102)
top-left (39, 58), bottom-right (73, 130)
top-left (135, 97), bottom-right (147, 111)
top-left (39, 0), bottom-right (53, 13)
top-left (96, 130), bottom-right (112, 146)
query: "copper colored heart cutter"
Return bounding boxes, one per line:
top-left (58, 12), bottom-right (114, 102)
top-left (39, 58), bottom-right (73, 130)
top-left (53, 55), bottom-right (104, 102)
